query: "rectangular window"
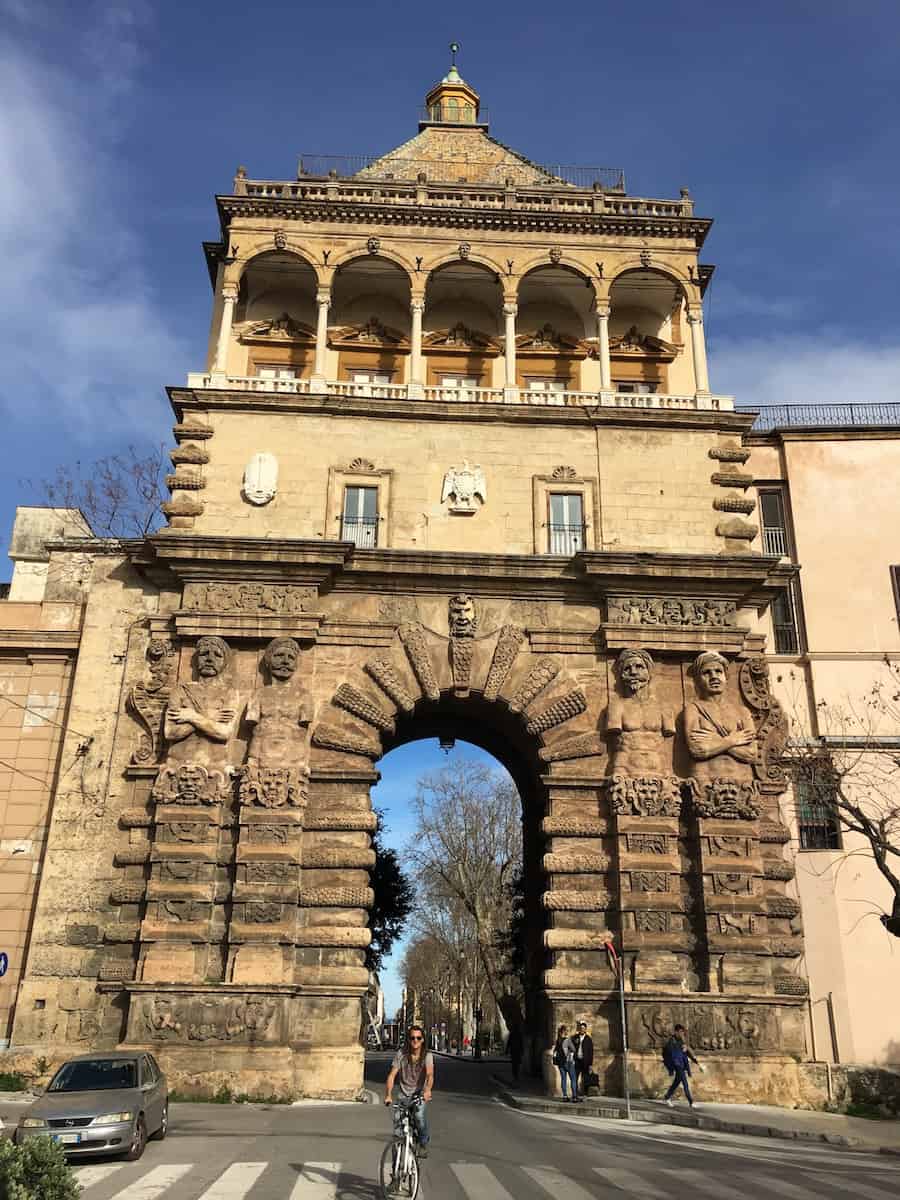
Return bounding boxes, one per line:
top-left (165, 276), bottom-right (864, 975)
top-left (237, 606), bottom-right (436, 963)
top-left (257, 365), bottom-right (297, 379)
top-left (891, 566), bottom-right (900, 627)
top-left (772, 583), bottom-right (801, 655)
top-left (548, 492), bottom-right (584, 554)
top-left (796, 764), bottom-right (842, 850)
top-left (342, 485), bottom-right (378, 548)
top-left (614, 381), bottom-right (658, 394)
top-left (760, 489), bottom-right (790, 558)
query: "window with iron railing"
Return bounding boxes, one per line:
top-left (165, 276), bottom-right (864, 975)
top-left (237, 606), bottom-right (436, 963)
top-left (342, 485), bottom-right (378, 548)
top-left (548, 493), bottom-right (585, 554)
top-left (796, 765), bottom-right (842, 850)
top-left (771, 584), bottom-right (801, 655)
top-left (760, 490), bottom-right (790, 558)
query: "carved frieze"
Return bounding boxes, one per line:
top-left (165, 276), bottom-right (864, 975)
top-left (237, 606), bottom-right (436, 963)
top-left (631, 870), bottom-right (669, 893)
top-left (607, 597), bottom-right (737, 628)
top-left (448, 594), bottom-right (477, 696)
top-left (127, 637), bottom-right (177, 764)
top-left (483, 624), bottom-right (525, 701)
top-left (714, 496), bottom-right (757, 515)
top-left (607, 774), bottom-right (683, 818)
top-left (627, 833), bottom-right (670, 855)
top-left (246, 823), bottom-right (290, 845)
top-left (526, 689), bottom-right (587, 735)
top-left (543, 853), bottom-right (609, 874)
top-left (300, 887), bottom-right (374, 908)
top-left (157, 821), bottom-right (209, 843)
top-left (184, 583), bottom-right (316, 614)
top-left (239, 764), bottom-right (307, 809)
top-left (441, 461), bottom-right (486, 514)
top-left (738, 656), bottom-right (789, 788)
top-left (760, 821), bottom-right (791, 843)
top-left (769, 938), bottom-right (803, 957)
top-left (334, 683), bottom-right (396, 733)
top-left (542, 816), bottom-right (609, 837)
top-left (718, 912), bottom-right (756, 936)
top-left (110, 883), bottom-right (147, 905)
top-left (539, 731), bottom-right (605, 762)
top-left (145, 996), bottom-right (277, 1043)
top-left (152, 764), bottom-right (232, 807)
top-left (635, 911), bottom-right (670, 933)
top-left (766, 895), bottom-right (801, 919)
top-left (399, 622), bottom-right (440, 701)
top-left (635, 1005), bottom-right (771, 1053)
top-left (304, 810), bottom-right (378, 832)
top-left (245, 902), bottom-right (284, 924)
top-left (542, 890), bottom-right (610, 911)
top-left (763, 860), bottom-right (795, 882)
top-left (365, 659), bottom-right (416, 713)
top-left (303, 846), bottom-right (375, 869)
top-left (690, 778), bottom-right (761, 820)
top-left (709, 835), bottom-right (748, 857)
top-left (509, 660), bottom-right (559, 713)
top-left (711, 872), bottom-right (753, 894)
top-left (774, 975), bottom-right (808, 996)
top-left (245, 862), bottom-right (294, 883)
top-left (312, 723), bottom-right (381, 759)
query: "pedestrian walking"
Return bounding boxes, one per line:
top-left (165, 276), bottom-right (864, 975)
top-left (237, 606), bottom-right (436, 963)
top-left (661, 1023), bottom-right (705, 1108)
top-left (573, 1020), bottom-right (594, 1096)
top-left (507, 1025), bottom-right (524, 1084)
top-left (552, 1024), bottom-right (579, 1101)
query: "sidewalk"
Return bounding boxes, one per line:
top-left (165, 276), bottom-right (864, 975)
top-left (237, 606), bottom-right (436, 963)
top-left (492, 1075), bottom-right (900, 1156)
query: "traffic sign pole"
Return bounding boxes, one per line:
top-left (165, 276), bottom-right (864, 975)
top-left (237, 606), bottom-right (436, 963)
top-left (605, 941), bottom-right (631, 1120)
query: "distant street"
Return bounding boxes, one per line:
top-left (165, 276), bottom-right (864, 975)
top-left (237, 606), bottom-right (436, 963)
top-left (1, 1052), bottom-right (898, 1199)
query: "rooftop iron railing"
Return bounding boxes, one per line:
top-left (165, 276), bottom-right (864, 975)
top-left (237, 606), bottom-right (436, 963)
top-left (740, 403), bottom-right (900, 431)
top-left (296, 154), bottom-right (626, 191)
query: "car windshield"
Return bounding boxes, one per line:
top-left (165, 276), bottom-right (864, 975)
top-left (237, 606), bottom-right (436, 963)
top-left (47, 1059), bottom-right (137, 1092)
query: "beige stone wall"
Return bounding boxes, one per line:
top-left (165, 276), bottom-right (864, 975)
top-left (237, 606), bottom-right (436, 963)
top-left (0, 602), bottom-right (81, 1042)
top-left (188, 407), bottom-right (729, 555)
top-left (750, 430), bottom-right (900, 1066)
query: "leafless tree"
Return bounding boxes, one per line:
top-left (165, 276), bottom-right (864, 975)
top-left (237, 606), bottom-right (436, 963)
top-left (785, 662), bottom-right (900, 938)
top-left (26, 443), bottom-right (168, 538)
top-left (403, 759), bottom-right (523, 1020)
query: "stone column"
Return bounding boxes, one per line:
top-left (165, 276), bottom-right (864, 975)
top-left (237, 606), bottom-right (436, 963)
top-left (409, 297), bottom-right (425, 399)
top-left (687, 307), bottom-right (710, 395)
top-left (503, 302), bottom-right (518, 402)
top-left (595, 301), bottom-right (612, 393)
top-left (212, 284), bottom-right (238, 378)
top-left (312, 288), bottom-right (331, 389)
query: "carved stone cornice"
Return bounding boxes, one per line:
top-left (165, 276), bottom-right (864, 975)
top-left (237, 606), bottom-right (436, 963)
top-left (136, 534), bottom-right (351, 590)
top-left (215, 195), bottom-right (713, 246)
top-left (167, 386), bottom-right (755, 437)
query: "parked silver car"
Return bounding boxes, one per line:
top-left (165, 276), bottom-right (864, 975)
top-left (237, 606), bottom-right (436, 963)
top-left (16, 1051), bottom-right (167, 1160)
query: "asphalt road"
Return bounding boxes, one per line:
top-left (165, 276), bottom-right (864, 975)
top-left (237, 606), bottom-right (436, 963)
top-left (2, 1052), bottom-right (898, 1199)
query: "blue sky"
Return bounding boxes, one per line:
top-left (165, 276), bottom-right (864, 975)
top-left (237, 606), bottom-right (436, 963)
top-left (1, 0), bottom-right (899, 556)
top-left (1, 1), bottom-right (897, 1010)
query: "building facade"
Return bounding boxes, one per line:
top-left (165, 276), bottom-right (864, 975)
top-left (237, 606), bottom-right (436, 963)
top-left (0, 67), bottom-right (840, 1101)
top-left (747, 406), bottom-right (900, 1070)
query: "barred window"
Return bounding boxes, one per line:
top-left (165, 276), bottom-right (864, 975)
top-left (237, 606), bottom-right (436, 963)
top-left (795, 762), bottom-right (842, 851)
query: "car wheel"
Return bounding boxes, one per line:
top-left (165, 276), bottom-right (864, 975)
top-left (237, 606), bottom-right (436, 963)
top-left (125, 1116), bottom-right (147, 1161)
top-left (150, 1103), bottom-right (168, 1141)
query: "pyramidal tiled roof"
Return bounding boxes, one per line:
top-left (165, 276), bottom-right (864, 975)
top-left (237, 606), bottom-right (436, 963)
top-left (355, 126), bottom-right (562, 188)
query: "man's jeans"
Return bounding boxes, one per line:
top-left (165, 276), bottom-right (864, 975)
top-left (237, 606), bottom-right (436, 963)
top-left (665, 1067), bottom-right (693, 1105)
top-left (393, 1098), bottom-right (429, 1147)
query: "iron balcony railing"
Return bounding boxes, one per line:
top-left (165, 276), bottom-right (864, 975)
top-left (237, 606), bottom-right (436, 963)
top-left (548, 523), bottom-right (586, 555)
top-left (773, 623), bottom-right (800, 656)
top-left (740, 403), bottom-right (900, 432)
top-left (341, 517), bottom-right (378, 548)
top-left (297, 154), bottom-right (625, 191)
top-left (761, 526), bottom-right (789, 557)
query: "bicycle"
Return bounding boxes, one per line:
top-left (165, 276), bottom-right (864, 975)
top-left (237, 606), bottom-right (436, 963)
top-left (378, 1092), bottom-right (424, 1199)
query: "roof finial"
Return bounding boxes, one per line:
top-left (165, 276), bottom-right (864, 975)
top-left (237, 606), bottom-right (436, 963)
top-left (449, 41), bottom-right (460, 68)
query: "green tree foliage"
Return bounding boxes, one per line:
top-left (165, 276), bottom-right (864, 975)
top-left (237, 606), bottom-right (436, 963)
top-left (366, 810), bottom-right (413, 972)
top-left (0, 1136), bottom-right (80, 1200)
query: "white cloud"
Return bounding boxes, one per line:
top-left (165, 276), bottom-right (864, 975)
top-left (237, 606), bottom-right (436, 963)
top-left (0, 3), bottom-right (187, 437)
top-left (710, 335), bottom-right (900, 409)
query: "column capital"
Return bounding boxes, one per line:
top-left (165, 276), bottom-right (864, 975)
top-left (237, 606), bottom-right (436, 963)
top-left (410, 297), bottom-right (426, 313)
top-left (221, 283), bottom-right (239, 303)
top-left (594, 300), bottom-right (611, 319)
top-left (686, 307), bottom-right (704, 325)
top-left (316, 288), bottom-right (331, 307)
top-left (503, 302), bottom-right (518, 319)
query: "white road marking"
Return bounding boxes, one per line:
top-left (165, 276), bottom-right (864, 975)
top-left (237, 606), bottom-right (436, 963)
top-left (753, 1178), bottom-right (823, 1200)
top-left (71, 1163), bottom-right (127, 1189)
top-left (198, 1162), bottom-right (268, 1200)
top-left (450, 1163), bottom-right (517, 1200)
top-left (808, 1174), bottom-right (900, 1200)
top-left (524, 1164), bottom-right (599, 1199)
top-left (109, 1165), bottom-right (193, 1200)
top-left (287, 1162), bottom-right (341, 1199)
top-left (594, 1166), bottom-right (668, 1199)
top-left (678, 1166), bottom-right (765, 1200)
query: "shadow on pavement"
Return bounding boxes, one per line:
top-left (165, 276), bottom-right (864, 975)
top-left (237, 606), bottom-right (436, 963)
top-left (289, 1162), bottom-right (379, 1199)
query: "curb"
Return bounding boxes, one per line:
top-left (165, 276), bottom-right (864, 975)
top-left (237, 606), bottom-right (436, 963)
top-left (494, 1086), bottom-right (900, 1154)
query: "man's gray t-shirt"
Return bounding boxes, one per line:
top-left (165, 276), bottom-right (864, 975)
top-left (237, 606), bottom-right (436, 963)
top-left (391, 1050), bottom-right (433, 1100)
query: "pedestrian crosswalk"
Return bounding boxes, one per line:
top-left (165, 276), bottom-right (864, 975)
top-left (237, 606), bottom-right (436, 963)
top-left (71, 1155), bottom-right (900, 1200)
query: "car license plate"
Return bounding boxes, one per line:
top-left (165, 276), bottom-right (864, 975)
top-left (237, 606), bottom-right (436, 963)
top-left (53, 1133), bottom-right (81, 1145)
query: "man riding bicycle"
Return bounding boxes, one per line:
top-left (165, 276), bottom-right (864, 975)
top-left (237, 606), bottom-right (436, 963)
top-left (384, 1025), bottom-right (434, 1158)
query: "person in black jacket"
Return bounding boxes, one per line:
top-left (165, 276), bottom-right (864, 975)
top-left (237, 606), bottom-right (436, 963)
top-left (573, 1021), bottom-right (594, 1098)
top-left (662, 1023), bottom-right (704, 1107)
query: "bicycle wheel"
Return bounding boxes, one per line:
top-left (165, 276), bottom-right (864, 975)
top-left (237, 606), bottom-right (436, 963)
top-left (401, 1146), bottom-right (420, 1199)
top-left (378, 1139), bottom-right (400, 1198)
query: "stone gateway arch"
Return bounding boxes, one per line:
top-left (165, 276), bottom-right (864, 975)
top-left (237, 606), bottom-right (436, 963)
top-left (4, 66), bottom-right (816, 1104)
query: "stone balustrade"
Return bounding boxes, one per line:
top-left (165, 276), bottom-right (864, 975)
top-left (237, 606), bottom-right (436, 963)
top-left (186, 373), bottom-right (734, 412)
